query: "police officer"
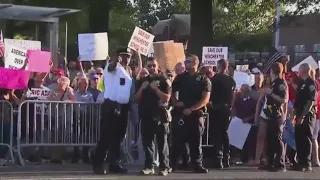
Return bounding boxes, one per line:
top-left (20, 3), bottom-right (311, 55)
top-left (134, 57), bottom-right (172, 176)
top-left (210, 59), bottom-right (235, 169)
top-left (92, 48), bottom-right (132, 174)
top-left (263, 62), bottom-right (288, 172)
top-left (171, 54), bottom-right (211, 173)
top-left (294, 63), bottom-right (317, 171)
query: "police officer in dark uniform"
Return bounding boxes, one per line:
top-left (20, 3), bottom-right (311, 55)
top-left (171, 54), bottom-right (211, 173)
top-left (92, 48), bottom-right (132, 174)
top-left (210, 59), bottom-right (235, 169)
top-left (294, 63), bottom-right (317, 171)
top-left (134, 57), bottom-right (172, 176)
top-left (263, 62), bottom-right (288, 172)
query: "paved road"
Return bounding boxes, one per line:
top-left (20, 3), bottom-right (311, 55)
top-left (1, 164), bottom-right (320, 180)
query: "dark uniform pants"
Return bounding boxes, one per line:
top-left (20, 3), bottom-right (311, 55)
top-left (170, 109), bottom-right (190, 165)
top-left (171, 113), bottom-right (205, 167)
top-left (267, 118), bottom-right (285, 168)
top-left (141, 120), bottom-right (170, 169)
top-left (295, 113), bottom-right (316, 167)
top-left (93, 99), bottom-right (129, 167)
top-left (211, 109), bottom-right (230, 161)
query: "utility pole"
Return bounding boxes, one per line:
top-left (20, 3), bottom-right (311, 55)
top-left (275, 0), bottom-right (281, 49)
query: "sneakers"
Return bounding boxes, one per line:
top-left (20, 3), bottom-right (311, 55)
top-left (193, 165), bottom-right (209, 173)
top-left (141, 168), bottom-right (155, 175)
top-left (158, 168), bottom-right (172, 176)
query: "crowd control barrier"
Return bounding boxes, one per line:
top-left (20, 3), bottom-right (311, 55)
top-left (0, 100), bottom-right (15, 164)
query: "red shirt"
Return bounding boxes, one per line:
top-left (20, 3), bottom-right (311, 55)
top-left (288, 84), bottom-right (295, 103)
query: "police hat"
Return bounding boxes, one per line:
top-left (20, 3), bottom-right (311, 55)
top-left (117, 48), bottom-right (132, 56)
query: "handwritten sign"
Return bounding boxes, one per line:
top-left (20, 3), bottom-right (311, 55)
top-left (4, 39), bottom-right (41, 56)
top-left (236, 65), bottom-right (249, 72)
top-left (30, 88), bottom-right (51, 100)
top-left (27, 50), bottom-right (51, 72)
top-left (4, 46), bottom-right (27, 70)
top-left (148, 40), bottom-right (174, 57)
top-left (202, 47), bottom-right (228, 66)
top-left (128, 27), bottom-right (155, 56)
top-left (0, 67), bottom-right (30, 89)
top-left (78, 32), bottom-right (109, 61)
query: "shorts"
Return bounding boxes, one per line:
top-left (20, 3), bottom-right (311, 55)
top-left (312, 120), bottom-right (320, 140)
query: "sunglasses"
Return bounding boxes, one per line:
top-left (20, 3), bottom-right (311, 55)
top-left (96, 73), bottom-right (103, 76)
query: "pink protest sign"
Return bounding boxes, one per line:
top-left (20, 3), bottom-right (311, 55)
top-left (27, 50), bottom-right (51, 72)
top-left (0, 67), bottom-right (30, 89)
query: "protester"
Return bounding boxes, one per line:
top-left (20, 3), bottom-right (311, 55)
top-left (88, 73), bottom-right (102, 102)
top-left (231, 84), bottom-right (257, 164)
top-left (68, 61), bottom-right (79, 82)
top-left (47, 68), bottom-right (65, 91)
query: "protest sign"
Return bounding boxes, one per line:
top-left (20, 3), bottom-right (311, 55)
top-left (4, 39), bottom-right (41, 57)
top-left (0, 67), bottom-right (30, 89)
top-left (291, 55), bottom-right (318, 72)
top-left (27, 50), bottom-right (51, 72)
top-left (236, 65), bottom-right (249, 72)
top-left (153, 42), bottom-right (185, 72)
top-left (228, 116), bottom-right (251, 150)
top-left (78, 32), bottom-right (109, 61)
top-left (148, 40), bottom-right (174, 57)
top-left (30, 88), bottom-right (51, 100)
top-left (233, 71), bottom-right (255, 90)
top-left (128, 27), bottom-right (155, 56)
top-left (4, 46), bottom-right (27, 70)
top-left (202, 47), bottom-right (228, 66)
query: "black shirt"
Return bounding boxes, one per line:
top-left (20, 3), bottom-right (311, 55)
top-left (172, 72), bottom-right (211, 110)
top-left (210, 73), bottom-right (235, 105)
top-left (294, 77), bottom-right (317, 117)
top-left (135, 74), bottom-right (171, 118)
top-left (266, 77), bottom-right (287, 107)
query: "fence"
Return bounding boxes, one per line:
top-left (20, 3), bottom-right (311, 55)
top-left (0, 100), bottom-right (212, 166)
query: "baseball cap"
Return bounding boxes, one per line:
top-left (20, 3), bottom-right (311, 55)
top-left (90, 73), bottom-right (100, 79)
top-left (251, 67), bottom-right (261, 74)
top-left (117, 48), bottom-right (132, 56)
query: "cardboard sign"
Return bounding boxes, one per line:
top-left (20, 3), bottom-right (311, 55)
top-left (27, 50), bottom-right (51, 72)
top-left (4, 39), bottom-right (41, 57)
top-left (153, 42), bottom-right (185, 72)
top-left (128, 27), bottom-right (155, 56)
top-left (4, 46), bottom-right (27, 70)
top-left (292, 55), bottom-right (318, 72)
top-left (148, 40), bottom-right (174, 57)
top-left (78, 32), bottom-right (109, 61)
top-left (233, 71), bottom-right (255, 90)
top-left (236, 65), bottom-right (249, 72)
top-left (202, 47), bottom-right (228, 66)
top-left (0, 67), bottom-right (30, 89)
top-left (30, 88), bottom-right (51, 100)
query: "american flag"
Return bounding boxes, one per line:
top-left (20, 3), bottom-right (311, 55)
top-left (261, 47), bottom-right (283, 74)
top-left (0, 30), bottom-right (4, 57)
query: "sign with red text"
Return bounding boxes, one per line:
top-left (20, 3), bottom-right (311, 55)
top-left (202, 47), bottom-right (228, 66)
top-left (128, 27), bottom-right (154, 56)
top-left (30, 88), bottom-right (51, 100)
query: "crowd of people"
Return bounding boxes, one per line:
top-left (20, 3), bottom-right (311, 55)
top-left (0, 47), bottom-right (319, 177)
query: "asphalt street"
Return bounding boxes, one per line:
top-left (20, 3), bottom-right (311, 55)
top-left (1, 164), bottom-right (320, 180)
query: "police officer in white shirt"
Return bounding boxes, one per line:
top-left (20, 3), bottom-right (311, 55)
top-left (92, 48), bottom-right (133, 175)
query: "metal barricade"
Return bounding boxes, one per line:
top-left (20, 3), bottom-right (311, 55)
top-left (202, 113), bottom-right (213, 147)
top-left (0, 100), bottom-right (15, 164)
top-left (17, 100), bottom-right (102, 166)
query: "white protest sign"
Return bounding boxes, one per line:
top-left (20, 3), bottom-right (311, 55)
top-left (236, 65), bottom-right (249, 72)
top-left (78, 32), bottom-right (109, 61)
top-left (4, 39), bottom-right (41, 69)
top-left (30, 88), bottom-right (51, 100)
top-left (292, 55), bottom-right (318, 72)
top-left (4, 46), bottom-right (27, 70)
top-left (202, 47), bottom-right (228, 66)
top-left (228, 116), bottom-right (251, 150)
top-left (148, 40), bottom-right (174, 57)
top-left (233, 71), bottom-right (255, 89)
top-left (128, 27), bottom-right (155, 56)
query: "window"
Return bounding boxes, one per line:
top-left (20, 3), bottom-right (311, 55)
top-left (313, 44), bottom-right (320, 56)
top-left (278, 46), bottom-right (287, 53)
top-left (295, 45), bottom-right (305, 57)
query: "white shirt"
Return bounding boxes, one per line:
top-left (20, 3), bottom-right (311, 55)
top-left (103, 62), bottom-right (132, 104)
